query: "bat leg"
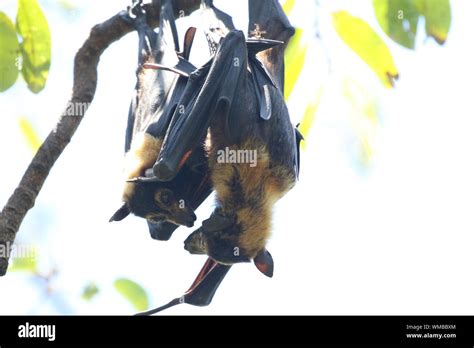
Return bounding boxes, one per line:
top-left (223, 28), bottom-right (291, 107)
top-left (119, 1), bottom-right (144, 26)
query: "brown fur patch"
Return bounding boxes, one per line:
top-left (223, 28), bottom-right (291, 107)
top-left (122, 133), bottom-right (162, 201)
top-left (209, 138), bottom-right (296, 258)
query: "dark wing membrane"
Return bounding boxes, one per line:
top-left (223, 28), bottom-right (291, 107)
top-left (200, 0), bottom-right (235, 41)
top-left (247, 0), bottom-right (295, 91)
top-left (154, 31), bottom-right (248, 181)
top-left (125, 0), bottom-right (182, 152)
top-left (295, 127), bottom-right (303, 179)
top-left (122, 0), bottom-right (209, 241)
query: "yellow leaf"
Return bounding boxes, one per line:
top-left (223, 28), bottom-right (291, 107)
top-left (18, 116), bottom-right (41, 153)
top-left (332, 11), bottom-right (399, 88)
top-left (298, 87), bottom-right (323, 149)
top-left (282, 0), bottom-right (296, 15)
top-left (284, 28), bottom-right (307, 100)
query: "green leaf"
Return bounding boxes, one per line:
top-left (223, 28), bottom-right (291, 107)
top-left (16, 0), bottom-right (51, 93)
top-left (373, 0), bottom-right (420, 49)
top-left (8, 255), bottom-right (38, 273)
top-left (0, 12), bottom-right (20, 92)
top-left (82, 283), bottom-right (100, 301)
top-left (114, 278), bottom-right (149, 311)
top-left (332, 11), bottom-right (399, 88)
top-left (414, 0), bottom-right (451, 45)
top-left (374, 0), bottom-right (450, 48)
top-left (18, 116), bottom-right (41, 153)
top-left (284, 28), bottom-right (307, 100)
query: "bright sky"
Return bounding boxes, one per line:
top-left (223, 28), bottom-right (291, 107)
top-left (0, 0), bottom-right (473, 314)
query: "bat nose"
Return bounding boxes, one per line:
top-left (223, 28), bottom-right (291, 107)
top-left (184, 228), bottom-right (207, 254)
top-left (184, 214), bottom-right (196, 227)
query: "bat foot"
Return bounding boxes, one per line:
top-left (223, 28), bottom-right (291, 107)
top-left (120, 0), bottom-right (146, 27)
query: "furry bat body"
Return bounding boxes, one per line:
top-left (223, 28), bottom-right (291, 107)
top-left (155, 27), bottom-right (299, 265)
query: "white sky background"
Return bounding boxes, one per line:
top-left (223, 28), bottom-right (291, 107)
top-left (0, 0), bottom-right (473, 314)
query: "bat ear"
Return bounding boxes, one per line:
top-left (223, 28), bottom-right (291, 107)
top-left (109, 203), bottom-right (131, 222)
top-left (181, 27), bottom-right (197, 60)
top-left (253, 248), bottom-right (274, 278)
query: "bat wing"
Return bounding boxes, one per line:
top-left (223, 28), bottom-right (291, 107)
top-left (294, 126), bottom-right (303, 179)
top-left (125, 0), bottom-right (183, 151)
top-left (154, 30), bottom-right (248, 181)
top-left (247, 42), bottom-right (280, 121)
top-left (248, 0), bottom-right (295, 91)
top-left (121, 1), bottom-right (209, 240)
top-left (200, 0), bottom-right (235, 52)
top-left (137, 258), bottom-right (231, 315)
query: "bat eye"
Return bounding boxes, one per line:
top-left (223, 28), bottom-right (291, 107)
top-left (146, 213), bottom-right (163, 223)
top-left (157, 190), bottom-right (172, 205)
top-left (161, 193), bottom-right (170, 204)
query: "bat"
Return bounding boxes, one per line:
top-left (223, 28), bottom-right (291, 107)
top-left (139, 0), bottom-right (300, 314)
top-left (155, 30), bottom-right (298, 264)
top-left (109, 0), bottom-right (212, 241)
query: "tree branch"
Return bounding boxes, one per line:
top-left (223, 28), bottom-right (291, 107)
top-left (0, 0), bottom-right (200, 276)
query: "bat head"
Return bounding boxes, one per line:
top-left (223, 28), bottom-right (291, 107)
top-left (110, 181), bottom-right (196, 227)
top-left (184, 226), bottom-right (251, 264)
top-left (183, 210), bottom-right (274, 277)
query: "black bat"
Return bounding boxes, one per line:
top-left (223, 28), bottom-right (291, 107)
top-left (139, 0), bottom-right (300, 314)
top-left (109, 0), bottom-right (212, 241)
top-left (110, 0), bottom-right (236, 315)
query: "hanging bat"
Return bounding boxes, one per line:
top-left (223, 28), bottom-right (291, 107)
top-left (155, 32), bottom-right (299, 264)
top-left (109, 0), bottom-right (212, 240)
top-left (138, 0), bottom-right (300, 314)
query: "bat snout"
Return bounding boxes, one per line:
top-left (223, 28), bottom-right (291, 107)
top-left (184, 229), bottom-right (208, 255)
top-left (172, 210), bottom-right (196, 228)
top-left (183, 215), bottom-right (196, 228)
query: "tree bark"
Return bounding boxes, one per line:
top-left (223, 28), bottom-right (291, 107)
top-left (0, 0), bottom-right (200, 276)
